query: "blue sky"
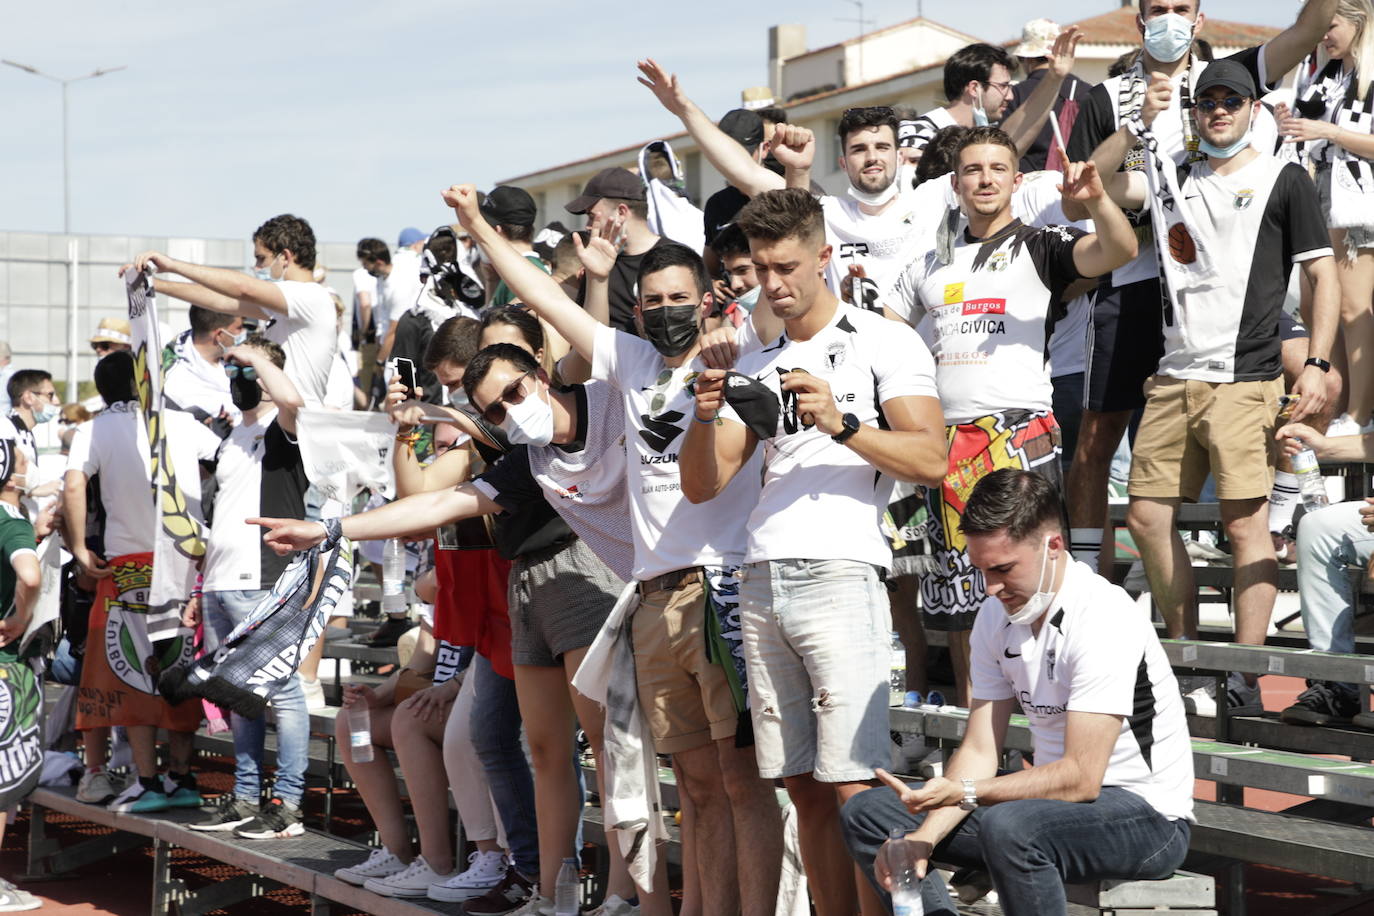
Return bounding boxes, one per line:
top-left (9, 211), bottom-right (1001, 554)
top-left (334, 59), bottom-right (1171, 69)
top-left (4, 0), bottom-right (1294, 246)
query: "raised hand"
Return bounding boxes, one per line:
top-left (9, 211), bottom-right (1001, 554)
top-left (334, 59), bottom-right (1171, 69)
top-left (1279, 112), bottom-right (1336, 144)
top-left (1058, 159), bottom-right (1105, 205)
top-left (441, 184), bottom-right (483, 229)
top-left (770, 124), bottom-right (816, 172)
top-left (573, 215), bottom-right (624, 281)
top-left (125, 250), bottom-right (173, 277)
top-left (1141, 72), bottom-right (1173, 128)
top-left (692, 368), bottom-right (728, 422)
top-left (386, 377), bottom-right (427, 428)
top-left (1048, 25), bottom-right (1083, 78)
top-left (636, 58), bottom-right (691, 116)
top-left (698, 326), bottom-right (740, 370)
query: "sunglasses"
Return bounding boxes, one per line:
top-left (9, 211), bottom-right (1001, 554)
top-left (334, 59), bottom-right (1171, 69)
top-left (224, 364), bottom-right (258, 381)
top-left (477, 369), bottom-right (537, 425)
top-left (91, 341), bottom-right (116, 354)
top-left (1196, 96), bottom-right (1249, 113)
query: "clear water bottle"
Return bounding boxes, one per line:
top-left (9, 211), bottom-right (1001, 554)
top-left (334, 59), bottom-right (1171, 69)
top-left (1290, 442), bottom-right (1330, 511)
top-left (890, 631), bottom-right (907, 706)
top-left (880, 826), bottom-right (925, 916)
top-left (348, 702), bottom-right (374, 763)
top-left (381, 537), bottom-right (406, 612)
top-left (554, 856), bottom-right (579, 915)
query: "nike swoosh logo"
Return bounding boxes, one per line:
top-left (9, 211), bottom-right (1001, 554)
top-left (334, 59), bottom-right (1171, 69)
top-left (1004, 648), bottom-right (1021, 658)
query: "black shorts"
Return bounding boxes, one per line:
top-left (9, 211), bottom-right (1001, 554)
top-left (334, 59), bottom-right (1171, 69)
top-left (1085, 278), bottom-right (1165, 413)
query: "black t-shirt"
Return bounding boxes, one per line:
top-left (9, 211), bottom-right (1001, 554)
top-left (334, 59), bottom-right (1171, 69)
top-left (471, 436), bottom-right (573, 561)
top-left (392, 310), bottom-right (444, 405)
top-left (703, 186), bottom-right (750, 248)
top-left (1003, 68), bottom-right (1089, 173)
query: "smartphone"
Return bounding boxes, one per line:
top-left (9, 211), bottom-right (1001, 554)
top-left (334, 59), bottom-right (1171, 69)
top-left (394, 358), bottom-right (417, 400)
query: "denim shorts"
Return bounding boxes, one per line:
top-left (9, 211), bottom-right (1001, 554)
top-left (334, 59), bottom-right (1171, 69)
top-left (738, 559), bottom-right (892, 782)
top-left (1316, 162), bottom-right (1374, 259)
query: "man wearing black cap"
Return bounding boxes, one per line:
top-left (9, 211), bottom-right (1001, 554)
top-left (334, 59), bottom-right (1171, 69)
top-left (1103, 60), bottom-right (1339, 716)
top-left (703, 109), bottom-right (767, 250)
top-left (482, 186), bottom-right (545, 309)
top-left (565, 167), bottom-right (666, 334)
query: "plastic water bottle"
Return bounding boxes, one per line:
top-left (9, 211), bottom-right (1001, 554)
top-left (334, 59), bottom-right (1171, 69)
top-left (880, 826), bottom-right (925, 916)
top-left (554, 856), bottom-right (579, 915)
top-left (381, 538), bottom-right (406, 612)
top-left (348, 703), bottom-right (374, 763)
top-left (1290, 442), bottom-right (1330, 511)
top-left (889, 631), bottom-right (907, 706)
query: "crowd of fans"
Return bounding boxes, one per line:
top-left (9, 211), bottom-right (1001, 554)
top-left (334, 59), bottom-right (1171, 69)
top-left (1, 1), bottom-right (1373, 914)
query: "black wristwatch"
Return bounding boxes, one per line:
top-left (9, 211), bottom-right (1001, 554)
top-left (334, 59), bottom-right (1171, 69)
top-left (832, 412), bottom-right (861, 444)
top-left (1304, 357), bottom-right (1332, 373)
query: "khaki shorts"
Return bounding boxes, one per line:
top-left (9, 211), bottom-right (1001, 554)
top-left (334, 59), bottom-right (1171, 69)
top-left (1129, 375), bottom-right (1282, 502)
top-left (633, 570), bottom-right (738, 755)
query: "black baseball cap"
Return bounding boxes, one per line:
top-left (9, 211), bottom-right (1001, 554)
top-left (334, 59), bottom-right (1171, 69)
top-left (1195, 60), bottom-right (1257, 99)
top-left (481, 186), bottom-right (537, 227)
top-left (565, 167), bottom-right (645, 214)
top-left (719, 109), bottom-right (765, 153)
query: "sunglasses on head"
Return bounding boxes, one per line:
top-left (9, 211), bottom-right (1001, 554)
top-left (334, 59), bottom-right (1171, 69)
top-left (1196, 96), bottom-right (1249, 113)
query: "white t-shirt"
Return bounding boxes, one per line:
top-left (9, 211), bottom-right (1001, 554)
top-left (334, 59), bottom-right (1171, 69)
top-left (718, 303), bottom-right (940, 568)
top-left (66, 405), bottom-right (220, 558)
top-left (591, 323), bottom-right (762, 580)
top-left (472, 382), bottom-right (635, 582)
top-left (376, 249), bottom-right (423, 343)
top-left (908, 105), bottom-right (959, 155)
top-left (164, 344), bottom-right (238, 423)
top-left (352, 266), bottom-right (378, 332)
top-left (263, 280), bottom-right (339, 408)
top-left (886, 220), bottom-right (1085, 424)
top-left (970, 559), bottom-right (1194, 822)
top-left (820, 179), bottom-right (948, 307)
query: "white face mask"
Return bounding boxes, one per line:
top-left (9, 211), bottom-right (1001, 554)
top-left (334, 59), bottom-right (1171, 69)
top-left (846, 179), bottom-right (899, 207)
top-left (1005, 535), bottom-right (1058, 625)
top-left (500, 381), bottom-right (555, 447)
top-left (448, 385), bottom-right (470, 411)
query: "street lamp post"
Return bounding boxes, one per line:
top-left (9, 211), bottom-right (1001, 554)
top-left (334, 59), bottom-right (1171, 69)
top-left (3, 60), bottom-right (126, 400)
top-left (3, 60), bottom-right (127, 233)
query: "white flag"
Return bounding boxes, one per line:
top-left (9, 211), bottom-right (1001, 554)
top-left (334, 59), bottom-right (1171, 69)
top-left (297, 409), bottom-right (397, 503)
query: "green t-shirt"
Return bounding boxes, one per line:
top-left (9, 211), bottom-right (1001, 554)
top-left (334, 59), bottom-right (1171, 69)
top-left (489, 253), bottom-right (551, 308)
top-left (0, 505), bottom-right (35, 656)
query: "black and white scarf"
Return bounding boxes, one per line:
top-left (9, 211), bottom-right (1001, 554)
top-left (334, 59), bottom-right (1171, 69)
top-left (1299, 60), bottom-right (1374, 229)
top-left (1118, 59), bottom-right (1206, 172)
top-left (159, 539), bottom-right (353, 718)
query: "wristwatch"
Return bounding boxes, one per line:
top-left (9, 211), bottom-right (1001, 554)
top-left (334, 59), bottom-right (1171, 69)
top-left (958, 777), bottom-right (979, 812)
top-left (1304, 357), bottom-right (1332, 373)
top-left (832, 412), bottom-right (861, 444)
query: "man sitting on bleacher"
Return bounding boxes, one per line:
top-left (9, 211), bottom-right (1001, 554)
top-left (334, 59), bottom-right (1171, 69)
top-left (842, 469), bottom-right (1194, 916)
top-left (1275, 420), bottom-right (1374, 729)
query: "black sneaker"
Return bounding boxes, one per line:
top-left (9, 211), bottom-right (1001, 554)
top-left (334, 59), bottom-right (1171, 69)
top-left (188, 794), bottom-right (259, 832)
top-left (1353, 711), bottom-right (1374, 731)
top-left (460, 864), bottom-right (535, 915)
top-left (1280, 680), bottom-right (1359, 726)
top-left (364, 615), bottom-right (411, 648)
top-left (233, 797), bottom-right (304, 839)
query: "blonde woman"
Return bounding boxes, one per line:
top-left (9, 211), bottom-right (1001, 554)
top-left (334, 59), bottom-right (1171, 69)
top-left (1281, 0), bottom-right (1374, 427)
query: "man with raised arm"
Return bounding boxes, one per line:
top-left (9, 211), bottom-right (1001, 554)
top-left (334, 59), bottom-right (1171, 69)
top-left (843, 469), bottom-right (1194, 916)
top-left (679, 187), bottom-right (946, 916)
top-left (1062, 0), bottom-right (1336, 575)
top-left (443, 182), bottom-right (785, 916)
top-left (130, 215), bottom-right (338, 407)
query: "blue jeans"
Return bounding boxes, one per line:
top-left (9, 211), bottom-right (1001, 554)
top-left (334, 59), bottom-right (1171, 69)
top-left (203, 589), bottom-right (309, 806)
top-left (469, 653), bottom-right (539, 877)
top-left (842, 782), bottom-right (1191, 916)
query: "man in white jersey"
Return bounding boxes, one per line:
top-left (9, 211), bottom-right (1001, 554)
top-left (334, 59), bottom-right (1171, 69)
top-left (131, 215), bottom-right (338, 407)
top-left (637, 56), bottom-right (1076, 310)
top-left (842, 469), bottom-right (1193, 916)
top-left (1103, 61), bottom-right (1338, 715)
top-left (680, 188), bottom-right (947, 916)
top-left (1063, 0), bottom-right (1335, 572)
top-left (444, 182), bottom-right (784, 916)
top-left (881, 127), bottom-right (1137, 704)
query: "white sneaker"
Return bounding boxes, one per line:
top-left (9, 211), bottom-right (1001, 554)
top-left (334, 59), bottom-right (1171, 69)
top-left (428, 849), bottom-right (509, 901)
top-left (334, 846), bottom-right (406, 886)
top-left (0, 878), bottom-right (40, 912)
top-left (75, 769), bottom-right (116, 805)
top-left (587, 894), bottom-right (639, 915)
top-left (1184, 674), bottom-right (1263, 717)
top-left (364, 855), bottom-right (453, 898)
top-left (510, 894), bottom-right (554, 916)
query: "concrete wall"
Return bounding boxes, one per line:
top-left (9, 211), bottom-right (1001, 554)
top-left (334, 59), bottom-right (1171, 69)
top-left (0, 231), bottom-right (360, 398)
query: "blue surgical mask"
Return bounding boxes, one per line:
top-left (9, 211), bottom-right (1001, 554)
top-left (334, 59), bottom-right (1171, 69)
top-left (1198, 134), bottom-right (1252, 159)
top-left (972, 94), bottom-right (990, 127)
top-left (735, 285), bottom-right (761, 314)
top-left (448, 386), bottom-right (470, 411)
top-left (252, 268), bottom-right (273, 281)
top-left (33, 404), bottom-right (58, 424)
top-left (1142, 12), bottom-right (1194, 63)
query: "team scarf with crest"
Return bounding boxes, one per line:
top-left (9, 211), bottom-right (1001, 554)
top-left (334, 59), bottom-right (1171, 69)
top-left (159, 539), bottom-right (354, 719)
top-left (126, 267), bottom-right (205, 641)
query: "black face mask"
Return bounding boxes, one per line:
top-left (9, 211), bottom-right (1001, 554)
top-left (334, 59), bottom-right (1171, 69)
top-left (230, 373), bottom-right (262, 410)
top-left (640, 303), bottom-right (701, 357)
